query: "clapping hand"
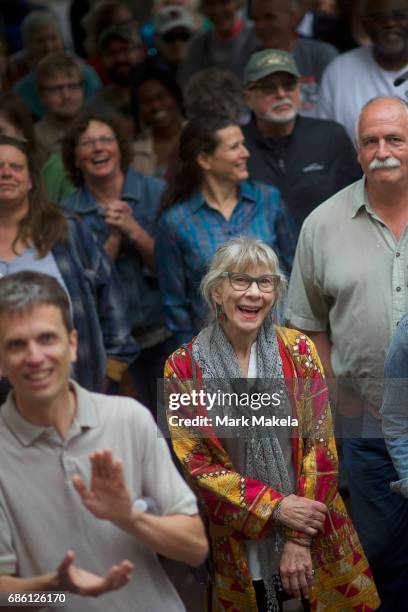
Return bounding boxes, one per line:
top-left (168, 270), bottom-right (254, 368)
top-left (55, 550), bottom-right (133, 597)
top-left (104, 201), bottom-right (141, 240)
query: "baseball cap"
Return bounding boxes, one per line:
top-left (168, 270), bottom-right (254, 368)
top-left (155, 6), bottom-right (195, 35)
top-left (244, 49), bottom-right (300, 87)
top-left (98, 24), bottom-right (135, 49)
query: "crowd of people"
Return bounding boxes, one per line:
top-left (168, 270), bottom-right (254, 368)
top-left (0, 0), bottom-right (407, 610)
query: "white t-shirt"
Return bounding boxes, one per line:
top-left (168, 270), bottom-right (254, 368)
top-left (318, 45), bottom-right (408, 140)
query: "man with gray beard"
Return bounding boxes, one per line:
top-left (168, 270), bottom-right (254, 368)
top-left (287, 96), bottom-right (408, 611)
top-left (242, 50), bottom-right (361, 233)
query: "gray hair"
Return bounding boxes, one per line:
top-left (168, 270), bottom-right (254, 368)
top-left (0, 271), bottom-right (73, 332)
top-left (184, 68), bottom-right (248, 122)
top-left (354, 95), bottom-right (408, 146)
top-left (21, 10), bottom-right (61, 47)
top-left (200, 236), bottom-right (287, 322)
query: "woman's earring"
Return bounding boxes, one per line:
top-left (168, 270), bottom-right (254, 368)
top-left (216, 303), bottom-right (225, 322)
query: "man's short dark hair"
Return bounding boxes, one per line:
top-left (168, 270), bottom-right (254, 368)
top-left (0, 271), bottom-right (73, 332)
top-left (37, 53), bottom-right (82, 88)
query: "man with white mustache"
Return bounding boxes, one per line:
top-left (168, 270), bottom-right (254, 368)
top-left (287, 96), bottom-right (408, 611)
top-left (369, 156), bottom-right (401, 169)
top-left (242, 49), bottom-right (361, 233)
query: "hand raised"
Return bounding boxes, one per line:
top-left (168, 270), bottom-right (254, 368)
top-left (56, 550), bottom-right (133, 597)
top-left (279, 494), bottom-right (327, 536)
top-left (72, 449), bottom-right (133, 528)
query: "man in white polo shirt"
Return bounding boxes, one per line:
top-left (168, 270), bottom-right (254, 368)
top-left (0, 271), bottom-right (208, 611)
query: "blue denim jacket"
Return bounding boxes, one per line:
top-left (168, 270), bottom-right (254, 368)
top-left (54, 217), bottom-right (138, 390)
top-left (381, 313), bottom-right (408, 497)
top-left (156, 179), bottom-right (296, 346)
top-left (63, 168), bottom-right (166, 335)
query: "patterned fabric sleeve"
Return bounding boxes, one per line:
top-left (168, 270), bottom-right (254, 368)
top-left (164, 348), bottom-right (283, 541)
top-left (278, 329), bottom-right (339, 540)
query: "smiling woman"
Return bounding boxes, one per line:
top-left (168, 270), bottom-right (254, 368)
top-left (164, 236), bottom-right (380, 612)
top-left (156, 114), bottom-right (296, 347)
top-left (130, 66), bottom-right (184, 178)
top-left (61, 110), bottom-right (169, 411)
top-left (0, 134), bottom-right (137, 397)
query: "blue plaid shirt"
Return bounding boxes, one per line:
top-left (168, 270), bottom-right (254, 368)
top-left (155, 179), bottom-right (296, 346)
top-left (53, 217), bottom-right (138, 390)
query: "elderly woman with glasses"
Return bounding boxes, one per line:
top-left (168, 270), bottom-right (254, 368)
top-left (164, 237), bottom-right (379, 612)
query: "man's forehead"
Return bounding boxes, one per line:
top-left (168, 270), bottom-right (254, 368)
top-left (252, 0), bottom-right (288, 13)
top-left (0, 304), bottom-right (65, 332)
top-left (360, 100), bottom-right (408, 127)
top-left (42, 70), bottom-right (82, 84)
top-left (358, 108), bottom-right (408, 145)
top-left (364, 0), bottom-right (408, 14)
top-left (33, 24), bottom-right (60, 38)
top-left (0, 145), bottom-right (27, 164)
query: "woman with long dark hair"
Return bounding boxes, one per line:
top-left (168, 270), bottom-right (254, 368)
top-left (156, 114), bottom-right (296, 347)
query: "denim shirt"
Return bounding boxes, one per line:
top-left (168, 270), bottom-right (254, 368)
top-left (381, 313), bottom-right (408, 497)
top-left (155, 179), bottom-right (296, 346)
top-left (62, 168), bottom-right (166, 335)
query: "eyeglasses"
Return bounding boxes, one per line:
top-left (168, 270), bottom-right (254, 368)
top-left (41, 81), bottom-right (84, 95)
top-left (77, 135), bottom-right (117, 150)
top-left (0, 161), bottom-right (26, 172)
top-left (221, 272), bottom-right (280, 292)
top-left (162, 31), bottom-right (192, 43)
top-left (249, 78), bottom-right (299, 95)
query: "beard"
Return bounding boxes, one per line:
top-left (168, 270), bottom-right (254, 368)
top-left (106, 63), bottom-right (135, 86)
top-left (373, 36), bottom-right (408, 59)
top-left (260, 106), bottom-right (297, 125)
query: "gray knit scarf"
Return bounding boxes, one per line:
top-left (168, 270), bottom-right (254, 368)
top-left (192, 320), bottom-right (294, 612)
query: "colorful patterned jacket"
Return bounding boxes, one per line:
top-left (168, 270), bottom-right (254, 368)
top-left (164, 327), bottom-right (380, 611)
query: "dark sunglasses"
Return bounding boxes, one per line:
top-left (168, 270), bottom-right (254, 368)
top-left (162, 31), bottom-right (192, 43)
top-left (249, 78), bottom-right (299, 95)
